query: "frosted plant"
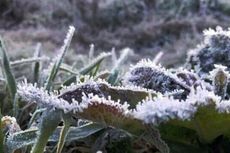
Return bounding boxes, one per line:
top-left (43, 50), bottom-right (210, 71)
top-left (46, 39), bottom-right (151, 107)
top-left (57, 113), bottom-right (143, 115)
top-left (71, 93), bottom-right (131, 126)
top-left (132, 96), bottom-right (196, 125)
top-left (123, 59), bottom-right (191, 99)
top-left (1, 116), bottom-right (21, 135)
top-left (59, 79), bottom-right (157, 108)
top-left (133, 85), bottom-right (221, 125)
top-left (209, 64), bottom-right (230, 98)
top-left (17, 80), bottom-right (72, 113)
top-left (175, 68), bottom-right (199, 87)
top-left (186, 26), bottom-right (230, 75)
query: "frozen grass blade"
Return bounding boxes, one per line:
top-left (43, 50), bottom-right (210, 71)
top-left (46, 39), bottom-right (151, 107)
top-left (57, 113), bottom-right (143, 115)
top-left (108, 48), bottom-right (130, 85)
top-left (111, 47), bottom-right (117, 65)
top-left (33, 43), bottom-right (42, 83)
top-left (10, 57), bottom-right (48, 67)
top-left (0, 37), bottom-right (17, 102)
top-left (28, 108), bottom-right (46, 127)
top-left (62, 52), bottom-right (111, 86)
top-left (79, 52), bottom-right (111, 75)
top-left (88, 44), bottom-right (94, 61)
top-left (153, 51), bottom-right (164, 64)
top-left (56, 114), bottom-right (71, 153)
top-left (45, 26), bottom-right (75, 90)
top-left (60, 63), bottom-right (78, 75)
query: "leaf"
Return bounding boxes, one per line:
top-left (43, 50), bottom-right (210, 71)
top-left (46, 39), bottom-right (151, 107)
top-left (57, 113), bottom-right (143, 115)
top-left (59, 81), bottom-right (157, 108)
top-left (144, 125), bottom-right (169, 153)
top-left (50, 122), bottom-right (105, 142)
top-left (5, 123), bottom-right (104, 151)
top-left (159, 124), bottom-right (198, 146)
top-left (166, 140), bottom-right (208, 153)
top-left (5, 128), bottom-right (38, 152)
top-left (0, 37), bottom-right (17, 102)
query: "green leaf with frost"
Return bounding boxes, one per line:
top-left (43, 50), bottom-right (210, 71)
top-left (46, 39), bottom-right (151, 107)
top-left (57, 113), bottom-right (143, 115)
top-left (5, 123), bottom-right (104, 151)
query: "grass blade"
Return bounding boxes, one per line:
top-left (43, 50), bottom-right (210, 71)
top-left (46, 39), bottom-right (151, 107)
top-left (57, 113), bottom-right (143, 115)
top-left (62, 52), bottom-right (111, 86)
top-left (108, 48), bottom-right (130, 85)
top-left (10, 57), bottom-right (48, 67)
top-left (0, 37), bottom-right (17, 102)
top-left (45, 26), bottom-right (75, 90)
top-left (33, 43), bottom-right (42, 83)
top-left (79, 52), bottom-right (111, 75)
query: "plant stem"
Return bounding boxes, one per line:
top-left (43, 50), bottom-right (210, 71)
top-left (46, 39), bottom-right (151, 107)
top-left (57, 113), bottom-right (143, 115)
top-left (56, 114), bottom-right (71, 153)
top-left (31, 110), bottom-right (61, 153)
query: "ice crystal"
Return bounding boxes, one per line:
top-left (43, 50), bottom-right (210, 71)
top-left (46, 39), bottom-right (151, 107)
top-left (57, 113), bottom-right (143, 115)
top-left (132, 96), bottom-right (196, 124)
top-left (71, 94), bottom-right (131, 125)
top-left (133, 85), bottom-right (221, 125)
top-left (17, 81), bottom-right (72, 113)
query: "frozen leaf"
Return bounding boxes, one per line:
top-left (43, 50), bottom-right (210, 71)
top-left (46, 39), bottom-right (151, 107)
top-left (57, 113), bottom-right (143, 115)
top-left (59, 79), bottom-right (157, 108)
top-left (123, 59), bottom-right (190, 99)
top-left (186, 26), bottom-right (230, 75)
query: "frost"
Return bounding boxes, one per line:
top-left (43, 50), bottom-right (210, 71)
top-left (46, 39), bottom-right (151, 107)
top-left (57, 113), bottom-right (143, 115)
top-left (75, 93), bottom-right (130, 114)
top-left (123, 59), bottom-right (190, 99)
top-left (17, 80), bottom-right (72, 113)
top-left (59, 79), bottom-right (156, 108)
top-left (71, 94), bottom-right (131, 125)
top-left (186, 26), bottom-right (230, 74)
top-left (132, 96), bottom-right (196, 124)
top-left (133, 85), bottom-right (221, 125)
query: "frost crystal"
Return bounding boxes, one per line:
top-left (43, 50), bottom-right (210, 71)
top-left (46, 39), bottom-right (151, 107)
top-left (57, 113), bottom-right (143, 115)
top-left (59, 79), bottom-right (156, 108)
top-left (132, 96), bottom-right (196, 124)
top-left (76, 93), bottom-right (130, 114)
top-left (17, 81), bottom-right (72, 113)
top-left (133, 85), bottom-right (221, 125)
top-left (71, 94), bottom-right (131, 125)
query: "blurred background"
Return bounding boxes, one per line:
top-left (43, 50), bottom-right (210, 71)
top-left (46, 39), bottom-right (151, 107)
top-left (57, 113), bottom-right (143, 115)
top-left (0, 0), bottom-right (230, 67)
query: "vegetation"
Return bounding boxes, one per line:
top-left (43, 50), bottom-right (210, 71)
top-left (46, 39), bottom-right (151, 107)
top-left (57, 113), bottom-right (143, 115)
top-left (1, 24), bottom-right (230, 153)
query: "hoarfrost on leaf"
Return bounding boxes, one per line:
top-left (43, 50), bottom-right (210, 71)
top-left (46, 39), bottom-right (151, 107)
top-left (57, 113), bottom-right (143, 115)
top-left (17, 80), bottom-right (72, 113)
